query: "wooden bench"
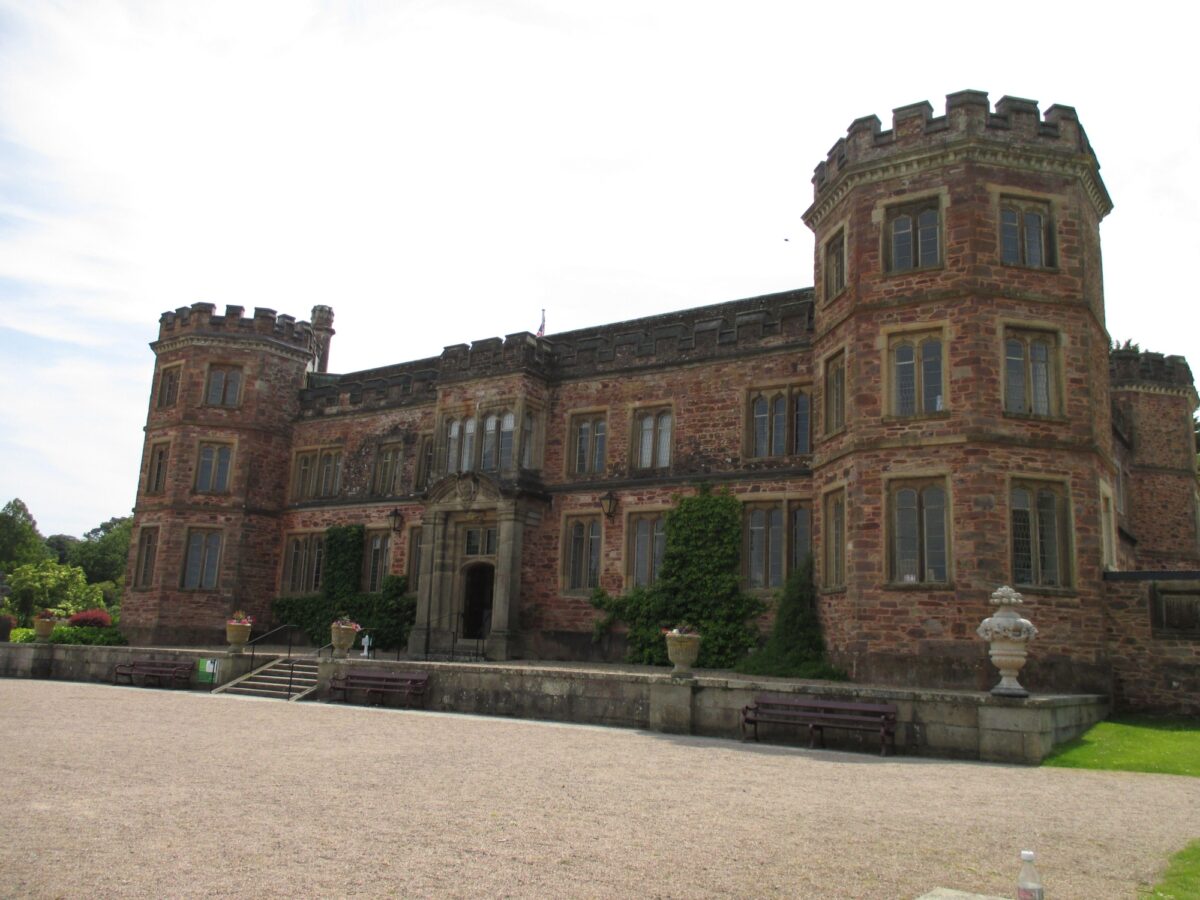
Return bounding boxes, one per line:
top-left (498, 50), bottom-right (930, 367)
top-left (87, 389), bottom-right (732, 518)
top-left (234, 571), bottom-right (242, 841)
top-left (329, 670), bottom-right (428, 708)
top-left (741, 694), bottom-right (898, 756)
top-left (113, 660), bottom-right (193, 689)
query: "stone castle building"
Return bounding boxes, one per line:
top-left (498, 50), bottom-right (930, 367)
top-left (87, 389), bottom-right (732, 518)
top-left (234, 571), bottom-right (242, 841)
top-left (123, 91), bottom-right (1200, 712)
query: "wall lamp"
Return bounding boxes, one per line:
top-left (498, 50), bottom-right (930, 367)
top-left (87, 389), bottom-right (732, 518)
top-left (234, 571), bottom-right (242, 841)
top-left (387, 508), bottom-right (405, 533)
top-left (598, 490), bottom-right (619, 519)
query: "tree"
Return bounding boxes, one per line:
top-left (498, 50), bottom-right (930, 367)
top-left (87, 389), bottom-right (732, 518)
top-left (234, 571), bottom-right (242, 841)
top-left (46, 534), bottom-right (80, 565)
top-left (4, 560), bottom-right (103, 626)
top-left (0, 498), bottom-right (51, 573)
top-left (68, 516), bottom-right (132, 586)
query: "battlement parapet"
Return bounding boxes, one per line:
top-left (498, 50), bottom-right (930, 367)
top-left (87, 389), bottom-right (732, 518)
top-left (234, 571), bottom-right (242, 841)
top-left (1110, 349), bottom-right (1196, 393)
top-left (296, 288), bottom-right (814, 415)
top-left (156, 301), bottom-right (318, 352)
top-left (812, 90), bottom-right (1100, 201)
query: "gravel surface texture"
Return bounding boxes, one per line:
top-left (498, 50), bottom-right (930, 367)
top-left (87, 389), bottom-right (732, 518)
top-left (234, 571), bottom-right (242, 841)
top-left (1, 679), bottom-right (1196, 899)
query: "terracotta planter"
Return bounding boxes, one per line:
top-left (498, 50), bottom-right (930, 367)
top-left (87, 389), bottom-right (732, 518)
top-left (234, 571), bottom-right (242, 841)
top-left (665, 633), bottom-right (702, 677)
top-left (226, 622), bottom-right (252, 653)
top-left (331, 624), bottom-right (358, 659)
top-left (33, 619), bottom-right (55, 641)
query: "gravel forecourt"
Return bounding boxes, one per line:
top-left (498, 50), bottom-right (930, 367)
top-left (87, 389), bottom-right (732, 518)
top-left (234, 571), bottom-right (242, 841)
top-left (1, 679), bottom-right (1197, 899)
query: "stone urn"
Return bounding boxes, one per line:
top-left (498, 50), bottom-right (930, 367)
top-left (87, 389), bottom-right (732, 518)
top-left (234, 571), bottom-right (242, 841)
top-left (664, 632), bottom-right (702, 677)
top-left (977, 585), bottom-right (1038, 697)
top-left (331, 624), bottom-right (358, 659)
top-left (33, 618), bottom-right (56, 642)
top-left (225, 622), bottom-right (251, 654)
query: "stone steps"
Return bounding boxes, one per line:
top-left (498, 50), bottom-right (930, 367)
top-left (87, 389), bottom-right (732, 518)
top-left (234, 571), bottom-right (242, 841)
top-left (218, 659), bottom-right (320, 701)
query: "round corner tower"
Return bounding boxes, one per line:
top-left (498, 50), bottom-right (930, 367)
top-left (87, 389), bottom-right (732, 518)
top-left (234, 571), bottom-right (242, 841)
top-left (122, 303), bottom-right (331, 645)
top-left (801, 90), bottom-right (1116, 691)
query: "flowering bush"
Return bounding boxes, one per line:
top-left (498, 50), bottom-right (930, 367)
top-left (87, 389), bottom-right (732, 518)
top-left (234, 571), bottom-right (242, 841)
top-left (227, 610), bottom-right (254, 625)
top-left (662, 623), bottom-right (699, 636)
top-left (68, 608), bottom-right (112, 628)
top-left (332, 616), bottom-right (362, 631)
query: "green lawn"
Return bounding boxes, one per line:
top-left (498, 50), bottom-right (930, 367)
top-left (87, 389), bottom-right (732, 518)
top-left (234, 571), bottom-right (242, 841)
top-left (1145, 840), bottom-right (1200, 900)
top-left (1042, 715), bottom-right (1200, 777)
top-left (1042, 715), bottom-right (1199, 898)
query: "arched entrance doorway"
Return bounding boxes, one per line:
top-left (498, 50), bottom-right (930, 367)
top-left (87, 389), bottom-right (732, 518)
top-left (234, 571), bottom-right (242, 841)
top-left (462, 563), bottom-right (494, 640)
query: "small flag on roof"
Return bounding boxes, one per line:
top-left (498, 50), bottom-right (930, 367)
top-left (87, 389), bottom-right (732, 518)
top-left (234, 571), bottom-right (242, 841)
top-left (536, 309), bottom-right (545, 338)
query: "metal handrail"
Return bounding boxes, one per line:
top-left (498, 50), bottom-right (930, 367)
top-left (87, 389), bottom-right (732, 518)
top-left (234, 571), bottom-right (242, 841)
top-left (247, 623), bottom-right (299, 671)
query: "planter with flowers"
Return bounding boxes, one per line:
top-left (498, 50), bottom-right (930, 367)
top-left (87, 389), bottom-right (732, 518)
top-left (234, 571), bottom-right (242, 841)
top-left (33, 609), bottom-right (59, 642)
top-left (663, 624), bottom-right (702, 677)
top-left (226, 611), bottom-right (254, 653)
top-left (331, 616), bottom-right (361, 659)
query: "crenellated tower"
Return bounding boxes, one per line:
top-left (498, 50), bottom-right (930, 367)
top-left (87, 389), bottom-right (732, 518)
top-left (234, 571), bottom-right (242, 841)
top-left (802, 91), bottom-right (1117, 690)
top-left (122, 303), bottom-right (331, 645)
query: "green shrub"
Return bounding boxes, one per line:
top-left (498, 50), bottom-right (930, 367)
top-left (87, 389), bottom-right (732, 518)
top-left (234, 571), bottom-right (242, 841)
top-left (592, 486), bottom-right (764, 669)
top-left (735, 558), bottom-right (846, 680)
top-left (273, 575), bottom-right (416, 651)
top-left (322, 525), bottom-right (365, 604)
top-left (13, 625), bottom-right (126, 646)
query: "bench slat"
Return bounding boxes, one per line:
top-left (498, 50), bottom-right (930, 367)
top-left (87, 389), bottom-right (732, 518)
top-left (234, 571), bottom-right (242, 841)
top-left (741, 693), bottom-right (897, 756)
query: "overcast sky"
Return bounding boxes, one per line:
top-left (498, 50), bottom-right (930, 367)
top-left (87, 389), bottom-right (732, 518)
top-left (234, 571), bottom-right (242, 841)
top-left (1, 0), bottom-right (1197, 538)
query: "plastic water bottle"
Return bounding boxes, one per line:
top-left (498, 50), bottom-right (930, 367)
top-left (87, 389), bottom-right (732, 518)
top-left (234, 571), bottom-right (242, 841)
top-left (1017, 849), bottom-right (1044, 900)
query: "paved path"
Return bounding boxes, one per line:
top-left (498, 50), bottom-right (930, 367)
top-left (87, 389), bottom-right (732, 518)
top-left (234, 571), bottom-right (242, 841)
top-left (1, 679), bottom-right (1196, 898)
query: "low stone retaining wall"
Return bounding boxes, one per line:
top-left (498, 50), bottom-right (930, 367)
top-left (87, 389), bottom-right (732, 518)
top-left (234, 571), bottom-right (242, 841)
top-left (0, 642), bottom-right (268, 688)
top-left (1, 643), bottom-right (1106, 764)
top-left (319, 658), bottom-right (1109, 764)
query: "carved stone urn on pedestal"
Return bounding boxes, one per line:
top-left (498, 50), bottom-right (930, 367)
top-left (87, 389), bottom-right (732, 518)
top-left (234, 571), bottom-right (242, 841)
top-left (977, 585), bottom-right (1038, 697)
top-left (664, 632), bottom-right (702, 677)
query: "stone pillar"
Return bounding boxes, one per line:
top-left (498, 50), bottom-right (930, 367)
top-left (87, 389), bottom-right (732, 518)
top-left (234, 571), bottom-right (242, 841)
top-left (486, 501), bottom-right (522, 660)
top-left (407, 517), bottom-right (441, 658)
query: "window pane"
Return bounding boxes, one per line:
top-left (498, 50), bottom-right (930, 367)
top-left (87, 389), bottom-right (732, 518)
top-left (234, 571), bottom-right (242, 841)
top-left (202, 533), bottom-right (221, 589)
top-left (587, 520), bottom-right (600, 588)
top-left (223, 369), bottom-right (241, 405)
top-left (794, 393), bottom-right (810, 453)
top-left (791, 506), bottom-right (811, 570)
top-left (917, 209), bottom-right (939, 267)
top-left (1001, 208), bottom-right (1020, 264)
top-left (921, 340), bottom-right (942, 413)
top-left (206, 370), bottom-right (225, 405)
top-left (447, 421), bottom-right (459, 474)
top-left (892, 215), bottom-right (912, 270)
top-left (1005, 340), bottom-right (1027, 413)
top-left (311, 539), bottom-right (324, 591)
top-left (752, 396), bottom-right (768, 457)
top-left (575, 420), bottom-right (590, 473)
top-left (652, 518), bottom-right (666, 581)
top-left (895, 488), bottom-right (919, 582)
top-left (749, 509), bottom-right (765, 588)
top-left (771, 396), bottom-right (786, 457)
top-left (634, 519), bottom-right (650, 587)
top-left (768, 507), bottom-right (783, 587)
top-left (570, 522), bottom-right (584, 588)
top-left (184, 532), bottom-right (204, 588)
top-left (639, 415), bottom-right (653, 468)
top-left (482, 415), bottom-right (498, 471)
top-left (895, 344), bottom-right (915, 416)
top-left (1024, 211), bottom-right (1044, 267)
top-left (197, 445), bottom-right (214, 491)
top-left (592, 421), bottom-right (606, 473)
top-left (656, 413), bottom-right (671, 468)
top-left (923, 487), bottom-right (947, 582)
top-left (500, 412), bottom-right (515, 471)
top-left (1030, 341), bottom-right (1051, 416)
top-left (1037, 489), bottom-right (1061, 585)
top-left (461, 418), bottom-right (476, 472)
top-left (465, 529), bottom-right (480, 556)
top-left (522, 413), bottom-right (533, 468)
top-left (1011, 488), bottom-right (1033, 584)
top-left (215, 446), bottom-right (231, 491)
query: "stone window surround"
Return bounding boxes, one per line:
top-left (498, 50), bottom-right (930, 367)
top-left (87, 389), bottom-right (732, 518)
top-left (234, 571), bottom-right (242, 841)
top-left (1007, 474), bottom-right (1075, 592)
top-left (822, 222), bottom-right (848, 303)
top-left (438, 399), bottom-right (542, 479)
top-left (626, 507), bottom-right (669, 589)
top-left (363, 529), bottom-right (391, 594)
top-left (203, 362), bottom-right (243, 408)
top-left (875, 188), bottom-right (947, 274)
top-left (281, 531), bottom-right (325, 595)
top-left (744, 384), bottom-right (812, 459)
top-left (629, 404), bottom-right (673, 472)
top-left (371, 441), bottom-right (405, 497)
top-left (821, 347), bottom-right (847, 437)
top-left (566, 408), bottom-right (608, 477)
top-left (985, 184), bottom-right (1063, 271)
top-left (561, 513), bottom-right (602, 594)
top-left (880, 324), bottom-right (949, 420)
top-left (181, 527), bottom-right (223, 591)
top-left (156, 363), bottom-right (182, 409)
top-left (133, 525), bottom-right (159, 590)
top-left (883, 473), bottom-right (953, 588)
top-left (1001, 321), bottom-right (1065, 419)
top-left (1099, 480), bottom-right (1117, 571)
top-left (147, 440), bottom-right (170, 495)
top-left (194, 439), bottom-right (235, 494)
top-left (290, 444), bottom-right (344, 501)
top-left (742, 497), bottom-right (811, 592)
top-left (821, 483), bottom-right (847, 591)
